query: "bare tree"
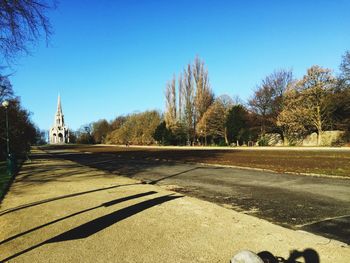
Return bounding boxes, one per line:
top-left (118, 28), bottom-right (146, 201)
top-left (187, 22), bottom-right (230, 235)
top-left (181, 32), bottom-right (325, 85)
top-left (193, 56), bottom-right (214, 121)
top-left (0, 74), bottom-right (13, 102)
top-left (248, 85), bottom-right (274, 135)
top-left (178, 73), bottom-right (183, 120)
top-left (330, 51), bottom-right (350, 131)
top-left (277, 87), bottom-right (310, 144)
top-left (164, 75), bottom-right (177, 128)
top-left (278, 66), bottom-right (336, 145)
top-left (163, 56), bottom-right (215, 145)
top-left (216, 94), bottom-right (233, 144)
top-left (339, 50), bottom-right (350, 88)
top-left (183, 64), bottom-right (194, 144)
top-left (248, 69), bottom-right (293, 136)
top-left (0, 0), bottom-right (55, 63)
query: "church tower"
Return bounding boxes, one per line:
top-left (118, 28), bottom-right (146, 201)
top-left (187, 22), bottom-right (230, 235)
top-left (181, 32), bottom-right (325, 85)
top-left (50, 94), bottom-right (69, 144)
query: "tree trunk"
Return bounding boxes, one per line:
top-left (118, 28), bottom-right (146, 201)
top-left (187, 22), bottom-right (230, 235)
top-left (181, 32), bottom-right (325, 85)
top-left (204, 121), bottom-right (207, 146)
top-left (317, 129), bottom-right (322, 146)
top-left (224, 127), bottom-right (229, 145)
top-left (316, 106), bottom-right (322, 146)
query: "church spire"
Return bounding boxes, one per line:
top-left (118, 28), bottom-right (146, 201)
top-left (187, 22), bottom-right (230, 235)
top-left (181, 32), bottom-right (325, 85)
top-left (50, 94), bottom-right (69, 144)
top-left (57, 93), bottom-right (62, 114)
top-left (55, 93), bottom-right (64, 127)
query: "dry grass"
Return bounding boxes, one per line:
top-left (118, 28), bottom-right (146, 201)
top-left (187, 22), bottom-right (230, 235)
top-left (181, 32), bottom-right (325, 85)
top-left (41, 145), bottom-right (350, 178)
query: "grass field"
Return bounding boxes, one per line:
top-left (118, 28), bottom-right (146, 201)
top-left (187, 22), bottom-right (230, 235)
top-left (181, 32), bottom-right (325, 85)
top-left (43, 145), bottom-right (350, 178)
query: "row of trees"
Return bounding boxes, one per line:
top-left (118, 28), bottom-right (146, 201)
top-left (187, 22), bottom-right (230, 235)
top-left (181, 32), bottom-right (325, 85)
top-left (0, 77), bottom-right (45, 160)
top-left (73, 111), bottom-right (161, 145)
top-left (153, 56), bottom-right (259, 146)
top-left (75, 51), bottom-right (349, 147)
top-left (0, 1), bottom-right (53, 160)
top-left (163, 56), bottom-right (215, 144)
top-left (248, 53), bottom-right (349, 145)
top-left (159, 52), bottom-right (350, 146)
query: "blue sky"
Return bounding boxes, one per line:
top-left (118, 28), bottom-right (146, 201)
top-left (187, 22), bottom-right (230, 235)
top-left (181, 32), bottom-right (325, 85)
top-left (7, 0), bottom-right (350, 130)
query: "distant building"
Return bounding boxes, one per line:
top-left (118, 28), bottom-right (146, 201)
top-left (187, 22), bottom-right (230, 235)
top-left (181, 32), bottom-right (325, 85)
top-left (50, 95), bottom-right (69, 144)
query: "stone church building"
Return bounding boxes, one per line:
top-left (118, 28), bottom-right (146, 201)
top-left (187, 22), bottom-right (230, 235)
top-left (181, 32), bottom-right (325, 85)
top-left (50, 95), bottom-right (69, 144)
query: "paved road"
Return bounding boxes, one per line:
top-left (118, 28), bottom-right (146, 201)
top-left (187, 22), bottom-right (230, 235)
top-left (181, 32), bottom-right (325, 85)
top-left (54, 150), bottom-right (350, 244)
top-left (2, 149), bottom-right (349, 262)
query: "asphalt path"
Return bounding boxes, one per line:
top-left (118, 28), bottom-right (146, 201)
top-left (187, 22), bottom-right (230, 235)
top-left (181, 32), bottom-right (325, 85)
top-left (54, 150), bottom-right (350, 244)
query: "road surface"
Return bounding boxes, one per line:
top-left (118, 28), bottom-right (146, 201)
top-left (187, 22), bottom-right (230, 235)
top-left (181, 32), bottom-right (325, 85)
top-left (53, 149), bottom-right (350, 244)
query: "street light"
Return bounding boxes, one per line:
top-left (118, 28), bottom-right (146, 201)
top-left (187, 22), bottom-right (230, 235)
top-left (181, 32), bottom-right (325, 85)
top-left (2, 100), bottom-right (9, 154)
top-left (2, 100), bottom-right (12, 175)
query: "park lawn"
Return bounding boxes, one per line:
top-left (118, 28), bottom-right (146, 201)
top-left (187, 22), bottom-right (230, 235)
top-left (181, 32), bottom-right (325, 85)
top-left (43, 145), bottom-right (350, 178)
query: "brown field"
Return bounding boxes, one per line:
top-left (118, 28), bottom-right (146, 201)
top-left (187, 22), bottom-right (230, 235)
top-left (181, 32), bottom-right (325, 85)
top-left (42, 145), bottom-right (350, 178)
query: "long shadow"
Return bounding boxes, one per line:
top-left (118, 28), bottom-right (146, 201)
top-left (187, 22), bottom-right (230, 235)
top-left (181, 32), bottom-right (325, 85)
top-left (147, 167), bottom-right (200, 184)
top-left (59, 152), bottom-right (161, 177)
top-left (21, 149), bottom-right (215, 189)
top-left (1, 194), bottom-right (182, 262)
top-left (49, 194), bottom-right (182, 242)
top-left (0, 183), bottom-right (139, 217)
top-left (0, 191), bottom-right (157, 245)
top-left (16, 165), bottom-right (92, 183)
top-left (300, 215), bottom-right (350, 244)
top-left (58, 152), bottom-right (206, 183)
top-left (29, 149), bottom-right (350, 245)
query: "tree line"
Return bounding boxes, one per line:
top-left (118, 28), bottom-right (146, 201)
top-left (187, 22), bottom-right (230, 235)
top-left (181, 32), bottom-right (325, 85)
top-left (0, 78), bottom-right (45, 160)
top-left (0, 0), bottom-right (53, 161)
top-left (0, 1), bottom-right (348, 148)
top-left (76, 52), bottom-right (349, 147)
top-left (71, 111), bottom-right (161, 145)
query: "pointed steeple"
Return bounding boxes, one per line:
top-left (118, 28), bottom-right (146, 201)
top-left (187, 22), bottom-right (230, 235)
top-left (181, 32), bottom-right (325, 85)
top-left (54, 93), bottom-right (64, 126)
top-left (57, 93), bottom-right (62, 114)
top-left (50, 93), bottom-right (69, 144)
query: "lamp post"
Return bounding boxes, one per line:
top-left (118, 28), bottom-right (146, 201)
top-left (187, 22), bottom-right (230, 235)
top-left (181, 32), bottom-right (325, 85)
top-left (2, 100), bottom-right (9, 154)
top-left (2, 100), bottom-right (11, 175)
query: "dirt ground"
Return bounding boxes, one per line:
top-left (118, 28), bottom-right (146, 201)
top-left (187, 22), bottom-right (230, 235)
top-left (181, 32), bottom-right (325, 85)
top-left (47, 144), bottom-right (350, 178)
top-left (0, 149), bottom-right (349, 262)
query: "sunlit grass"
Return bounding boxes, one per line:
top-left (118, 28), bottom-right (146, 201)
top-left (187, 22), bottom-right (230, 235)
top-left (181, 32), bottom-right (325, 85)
top-left (43, 145), bottom-right (350, 177)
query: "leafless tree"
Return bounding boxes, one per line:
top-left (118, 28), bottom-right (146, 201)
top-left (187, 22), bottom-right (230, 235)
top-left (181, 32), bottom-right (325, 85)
top-left (278, 66), bottom-right (336, 145)
top-left (193, 56), bottom-right (214, 121)
top-left (0, 74), bottom-right (13, 101)
top-left (248, 69), bottom-right (293, 135)
top-left (178, 73), bottom-right (183, 120)
top-left (183, 64), bottom-right (194, 143)
top-left (248, 85), bottom-right (274, 135)
top-left (216, 94), bottom-right (233, 143)
top-left (339, 50), bottom-right (350, 88)
top-left (163, 56), bottom-right (215, 144)
top-left (164, 75), bottom-right (177, 128)
top-left (0, 0), bottom-right (55, 63)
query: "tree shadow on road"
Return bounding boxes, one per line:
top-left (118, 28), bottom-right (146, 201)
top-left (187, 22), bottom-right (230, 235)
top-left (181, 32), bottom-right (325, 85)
top-left (55, 151), bottom-right (220, 183)
top-left (1, 193), bottom-right (182, 262)
top-left (0, 191), bottom-right (158, 245)
top-left (0, 151), bottom-right (204, 217)
top-left (0, 182), bottom-right (140, 217)
top-left (300, 215), bottom-right (350, 244)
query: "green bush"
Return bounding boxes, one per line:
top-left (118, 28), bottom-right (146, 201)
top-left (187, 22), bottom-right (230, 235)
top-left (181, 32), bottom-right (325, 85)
top-left (257, 136), bottom-right (269, 146)
top-left (218, 140), bottom-right (228, 146)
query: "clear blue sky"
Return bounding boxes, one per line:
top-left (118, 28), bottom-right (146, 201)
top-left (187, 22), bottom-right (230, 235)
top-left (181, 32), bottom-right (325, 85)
top-left (8, 0), bottom-right (350, 130)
